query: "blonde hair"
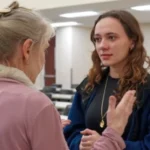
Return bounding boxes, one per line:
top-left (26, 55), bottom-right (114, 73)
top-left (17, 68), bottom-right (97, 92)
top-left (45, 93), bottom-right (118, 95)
top-left (0, 1), bottom-right (54, 62)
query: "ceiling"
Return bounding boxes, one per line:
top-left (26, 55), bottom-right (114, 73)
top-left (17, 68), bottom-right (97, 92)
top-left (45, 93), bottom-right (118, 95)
top-left (39, 0), bottom-right (150, 27)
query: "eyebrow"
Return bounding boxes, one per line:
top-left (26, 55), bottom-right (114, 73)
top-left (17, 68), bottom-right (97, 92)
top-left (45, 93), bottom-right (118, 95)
top-left (94, 32), bottom-right (118, 37)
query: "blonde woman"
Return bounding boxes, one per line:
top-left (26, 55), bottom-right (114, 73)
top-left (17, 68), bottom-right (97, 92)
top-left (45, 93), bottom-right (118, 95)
top-left (0, 2), bottom-right (68, 150)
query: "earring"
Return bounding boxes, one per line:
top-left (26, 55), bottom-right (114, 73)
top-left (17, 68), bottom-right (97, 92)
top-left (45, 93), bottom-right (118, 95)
top-left (130, 44), bottom-right (134, 51)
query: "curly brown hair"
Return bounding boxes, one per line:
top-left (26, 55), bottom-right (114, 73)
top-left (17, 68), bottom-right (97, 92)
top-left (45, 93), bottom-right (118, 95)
top-left (86, 10), bottom-right (150, 102)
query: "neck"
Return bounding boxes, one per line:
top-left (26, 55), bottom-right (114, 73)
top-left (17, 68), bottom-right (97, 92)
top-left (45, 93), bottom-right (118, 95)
top-left (109, 59), bottom-right (127, 78)
top-left (109, 66), bottom-right (122, 79)
top-left (0, 64), bottom-right (35, 88)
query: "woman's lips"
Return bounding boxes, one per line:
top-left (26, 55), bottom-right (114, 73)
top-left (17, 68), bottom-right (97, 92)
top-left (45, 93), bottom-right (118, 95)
top-left (101, 54), bottom-right (112, 60)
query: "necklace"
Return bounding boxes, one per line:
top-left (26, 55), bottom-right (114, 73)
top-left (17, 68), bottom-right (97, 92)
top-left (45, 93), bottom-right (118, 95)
top-left (100, 76), bottom-right (109, 128)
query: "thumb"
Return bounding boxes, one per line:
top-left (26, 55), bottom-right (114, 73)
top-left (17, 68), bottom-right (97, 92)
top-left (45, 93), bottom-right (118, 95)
top-left (81, 129), bottom-right (94, 135)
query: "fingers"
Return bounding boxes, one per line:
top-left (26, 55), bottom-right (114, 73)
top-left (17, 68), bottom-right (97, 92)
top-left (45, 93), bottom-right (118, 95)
top-left (126, 91), bottom-right (136, 109)
top-left (81, 129), bottom-right (95, 135)
top-left (80, 144), bottom-right (92, 150)
top-left (62, 119), bottom-right (71, 122)
top-left (81, 137), bottom-right (92, 146)
top-left (116, 90), bottom-right (136, 118)
top-left (61, 119), bottom-right (71, 128)
top-left (126, 94), bottom-right (136, 114)
top-left (62, 119), bottom-right (71, 124)
top-left (117, 90), bottom-right (136, 108)
top-left (80, 136), bottom-right (92, 150)
top-left (106, 90), bottom-right (136, 136)
top-left (81, 135), bottom-right (91, 142)
top-left (107, 96), bottom-right (117, 112)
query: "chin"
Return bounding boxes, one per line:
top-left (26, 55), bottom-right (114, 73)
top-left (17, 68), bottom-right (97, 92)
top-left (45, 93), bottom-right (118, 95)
top-left (102, 62), bottom-right (113, 67)
top-left (101, 59), bottom-right (117, 66)
top-left (103, 63), bottom-right (119, 68)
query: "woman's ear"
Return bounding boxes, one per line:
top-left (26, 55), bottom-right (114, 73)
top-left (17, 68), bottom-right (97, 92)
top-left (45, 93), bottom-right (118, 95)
top-left (130, 44), bottom-right (135, 51)
top-left (130, 40), bottom-right (135, 51)
top-left (22, 39), bottom-right (33, 62)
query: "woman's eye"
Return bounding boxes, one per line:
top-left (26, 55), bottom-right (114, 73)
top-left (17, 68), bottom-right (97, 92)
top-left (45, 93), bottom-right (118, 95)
top-left (94, 37), bottom-right (101, 43)
top-left (109, 36), bottom-right (116, 40)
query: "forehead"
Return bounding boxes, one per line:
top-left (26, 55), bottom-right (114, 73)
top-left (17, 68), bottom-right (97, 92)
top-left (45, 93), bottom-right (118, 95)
top-left (94, 17), bottom-right (126, 36)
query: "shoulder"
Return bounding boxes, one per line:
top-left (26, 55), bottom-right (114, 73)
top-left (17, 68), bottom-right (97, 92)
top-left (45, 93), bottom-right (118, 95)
top-left (137, 74), bottom-right (150, 91)
top-left (22, 87), bottom-right (54, 116)
top-left (25, 89), bottom-right (56, 125)
top-left (21, 85), bottom-right (52, 106)
top-left (70, 77), bottom-right (89, 110)
top-left (5, 81), bottom-right (53, 111)
top-left (74, 77), bottom-right (96, 110)
top-left (27, 90), bottom-right (52, 106)
top-left (142, 74), bottom-right (150, 100)
top-left (137, 74), bottom-right (150, 108)
top-left (76, 77), bottom-right (88, 92)
top-left (139, 74), bottom-right (150, 92)
top-left (145, 74), bottom-right (150, 86)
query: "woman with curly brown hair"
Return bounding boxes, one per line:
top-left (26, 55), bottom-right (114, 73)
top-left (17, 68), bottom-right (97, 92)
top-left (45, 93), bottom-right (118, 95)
top-left (64, 10), bottom-right (150, 150)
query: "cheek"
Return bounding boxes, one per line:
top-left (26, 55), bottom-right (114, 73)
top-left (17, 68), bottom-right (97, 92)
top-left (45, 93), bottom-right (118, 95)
top-left (113, 49), bottom-right (129, 63)
top-left (40, 53), bottom-right (46, 67)
top-left (43, 57), bottom-right (45, 65)
top-left (96, 48), bottom-right (100, 57)
top-left (42, 53), bottom-right (46, 63)
top-left (39, 51), bottom-right (45, 62)
top-left (113, 41), bottom-right (130, 55)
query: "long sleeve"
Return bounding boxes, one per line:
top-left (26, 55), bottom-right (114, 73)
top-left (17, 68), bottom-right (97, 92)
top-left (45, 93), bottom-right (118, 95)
top-left (125, 115), bottom-right (150, 150)
top-left (125, 126), bottom-right (150, 150)
top-left (124, 89), bottom-right (150, 150)
top-left (92, 127), bottom-right (125, 150)
top-left (64, 92), bottom-right (86, 150)
top-left (26, 92), bottom-right (68, 150)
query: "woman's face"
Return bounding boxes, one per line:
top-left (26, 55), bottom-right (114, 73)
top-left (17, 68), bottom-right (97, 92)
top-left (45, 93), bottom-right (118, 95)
top-left (16, 37), bottom-right (50, 83)
top-left (94, 17), bottom-right (133, 68)
top-left (28, 39), bottom-right (49, 83)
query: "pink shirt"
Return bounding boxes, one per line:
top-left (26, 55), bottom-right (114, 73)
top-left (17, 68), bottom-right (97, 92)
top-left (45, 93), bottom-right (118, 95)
top-left (93, 127), bottom-right (126, 150)
top-left (0, 78), bottom-right (68, 150)
top-left (0, 77), bottom-right (125, 150)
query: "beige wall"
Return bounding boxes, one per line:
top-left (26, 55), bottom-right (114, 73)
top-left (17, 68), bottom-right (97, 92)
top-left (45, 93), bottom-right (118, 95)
top-left (35, 24), bottom-right (150, 89)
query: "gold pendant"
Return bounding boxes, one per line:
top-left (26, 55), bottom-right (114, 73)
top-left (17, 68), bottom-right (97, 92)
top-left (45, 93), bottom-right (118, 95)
top-left (100, 120), bottom-right (105, 128)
